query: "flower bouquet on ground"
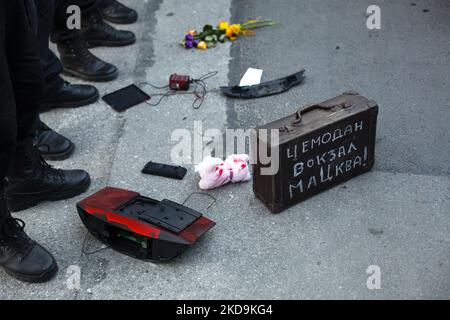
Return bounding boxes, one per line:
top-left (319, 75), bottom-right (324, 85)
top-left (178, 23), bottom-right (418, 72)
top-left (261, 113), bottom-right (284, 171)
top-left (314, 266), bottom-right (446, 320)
top-left (181, 19), bottom-right (279, 50)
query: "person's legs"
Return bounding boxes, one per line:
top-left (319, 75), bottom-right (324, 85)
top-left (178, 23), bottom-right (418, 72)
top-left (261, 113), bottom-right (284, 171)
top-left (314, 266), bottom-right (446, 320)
top-left (52, 0), bottom-right (119, 81)
top-left (4, 0), bottom-right (92, 213)
top-left (52, 0), bottom-right (135, 81)
top-left (7, 0), bottom-right (43, 159)
top-left (30, 0), bottom-right (75, 160)
top-left (0, 2), bottom-right (17, 233)
top-left (35, 117), bottom-right (75, 161)
top-left (35, 0), bottom-right (63, 93)
top-left (0, 0), bottom-right (57, 283)
top-left (32, 0), bottom-right (98, 163)
top-left (0, 4), bottom-right (18, 186)
top-left (80, 0), bottom-right (136, 49)
top-left (52, 0), bottom-right (99, 42)
top-left (99, 0), bottom-right (138, 25)
top-left (35, 0), bottom-right (99, 111)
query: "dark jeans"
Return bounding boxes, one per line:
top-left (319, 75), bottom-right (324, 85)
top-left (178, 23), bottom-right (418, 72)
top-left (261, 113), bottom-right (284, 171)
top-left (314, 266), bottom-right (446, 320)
top-left (0, 0), bottom-right (44, 212)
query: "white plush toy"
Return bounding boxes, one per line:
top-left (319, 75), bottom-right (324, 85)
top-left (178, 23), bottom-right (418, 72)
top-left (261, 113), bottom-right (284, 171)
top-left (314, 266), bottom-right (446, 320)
top-left (195, 154), bottom-right (251, 190)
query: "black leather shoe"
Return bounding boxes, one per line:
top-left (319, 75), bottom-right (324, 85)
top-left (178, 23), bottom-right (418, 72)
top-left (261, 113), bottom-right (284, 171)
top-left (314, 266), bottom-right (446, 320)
top-left (36, 121), bottom-right (75, 161)
top-left (81, 9), bottom-right (136, 48)
top-left (0, 215), bottom-right (58, 283)
top-left (40, 81), bottom-right (99, 111)
top-left (100, 0), bottom-right (138, 24)
top-left (5, 150), bottom-right (91, 212)
top-left (57, 37), bottom-right (118, 82)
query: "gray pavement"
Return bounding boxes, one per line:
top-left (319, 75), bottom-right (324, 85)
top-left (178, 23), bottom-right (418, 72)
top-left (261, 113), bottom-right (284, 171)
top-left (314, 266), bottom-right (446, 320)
top-left (1, 0), bottom-right (449, 299)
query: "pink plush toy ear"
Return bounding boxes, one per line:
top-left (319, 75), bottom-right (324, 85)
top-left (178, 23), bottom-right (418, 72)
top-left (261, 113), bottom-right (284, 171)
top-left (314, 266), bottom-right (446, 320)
top-left (195, 157), bottom-right (222, 175)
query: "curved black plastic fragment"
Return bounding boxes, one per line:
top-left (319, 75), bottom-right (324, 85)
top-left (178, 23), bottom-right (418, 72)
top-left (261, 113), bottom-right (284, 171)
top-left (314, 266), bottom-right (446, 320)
top-left (220, 69), bottom-right (305, 99)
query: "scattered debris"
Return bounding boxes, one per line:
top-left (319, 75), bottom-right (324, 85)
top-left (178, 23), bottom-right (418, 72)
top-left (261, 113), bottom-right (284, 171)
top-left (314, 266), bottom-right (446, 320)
top-left (142, 161), bottom-right (187, 180)
top-left (239, 68), bottom-right (263, 87)
top-left (77, 187), bottom-right (216, 262)
top-left (220, 69), bottom-right (305, 99)
top-left (102, 84), bottom-right (151, 112)
top-left (140, 71), bottom-right (218, 109)
top-left (369, 228), bottom-right (384, 236)
top-left (169, 74), bottom-right (191, 90)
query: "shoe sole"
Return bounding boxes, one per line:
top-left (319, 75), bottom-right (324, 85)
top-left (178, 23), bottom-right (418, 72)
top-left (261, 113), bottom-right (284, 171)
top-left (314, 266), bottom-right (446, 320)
top-left (85, 37), bottom-right (136, 49)
top-left (4, 261), bottom-right (58, 283)
top-left (40, 141), bottom-right (76, 162)
top-left (38, 90), bottom-right (100, 112)
top-left (6, 176), bottom-right (91, 212)
top-left (62, 68), bottom-right (118, 82)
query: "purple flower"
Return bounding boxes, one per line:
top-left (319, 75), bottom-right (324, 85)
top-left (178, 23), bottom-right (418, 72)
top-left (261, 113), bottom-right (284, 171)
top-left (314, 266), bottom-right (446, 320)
top-left (185, 34), bottom-right (195, 42)
top-left (185, 40), bottom-right (194, 49)
top-left (193, 40), bottom-right (199, 48)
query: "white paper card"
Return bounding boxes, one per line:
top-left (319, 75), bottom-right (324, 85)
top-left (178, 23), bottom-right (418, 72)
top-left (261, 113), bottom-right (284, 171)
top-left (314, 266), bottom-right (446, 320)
top-left (239, 68), bottom-right (263, 86)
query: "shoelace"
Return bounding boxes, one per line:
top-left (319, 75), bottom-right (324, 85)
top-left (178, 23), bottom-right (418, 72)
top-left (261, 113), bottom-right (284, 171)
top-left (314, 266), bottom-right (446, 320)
top-left (16, 147), bottom-right (66, 184)
top-left (90, 11), bottom-right (124, 36)
top-left (37, 154), bottom-right (65, 184)
top-left (66, 39), bottom-right (96, 63)
top-left (0, 217), bottom-right (33, 259)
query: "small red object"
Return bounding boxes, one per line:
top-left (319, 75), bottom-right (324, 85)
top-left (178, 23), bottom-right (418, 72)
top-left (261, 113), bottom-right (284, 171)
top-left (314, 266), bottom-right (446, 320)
top-left (169, 74), bottom-right (191, 90)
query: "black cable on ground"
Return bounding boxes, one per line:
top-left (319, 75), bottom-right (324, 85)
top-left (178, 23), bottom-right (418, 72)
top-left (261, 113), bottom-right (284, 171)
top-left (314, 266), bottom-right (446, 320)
top-left (139, 71), bottom-right (218, 109)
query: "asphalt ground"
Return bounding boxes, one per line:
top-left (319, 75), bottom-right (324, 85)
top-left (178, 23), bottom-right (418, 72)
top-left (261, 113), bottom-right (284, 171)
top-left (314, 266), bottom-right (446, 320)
top-left (0, 0), bottom-right (448, 299)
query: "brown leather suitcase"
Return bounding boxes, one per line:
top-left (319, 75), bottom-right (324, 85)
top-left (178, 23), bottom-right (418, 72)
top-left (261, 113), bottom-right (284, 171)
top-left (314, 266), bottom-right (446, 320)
top-left (252, 91), bottom-right (379, 213)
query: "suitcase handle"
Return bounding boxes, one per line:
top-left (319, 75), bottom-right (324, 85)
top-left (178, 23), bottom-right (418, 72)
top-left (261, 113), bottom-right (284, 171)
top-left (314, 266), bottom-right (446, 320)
top-left (293, 103), bottom-right (335, 125)
top-left (293, 91), bottom-right (359, 125)
top-left (280, 103), bottom-right (336, 132)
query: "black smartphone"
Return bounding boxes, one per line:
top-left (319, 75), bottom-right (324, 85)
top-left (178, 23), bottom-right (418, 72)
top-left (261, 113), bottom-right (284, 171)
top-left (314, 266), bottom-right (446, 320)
top-left (142, 161), bottom-right (187, 180)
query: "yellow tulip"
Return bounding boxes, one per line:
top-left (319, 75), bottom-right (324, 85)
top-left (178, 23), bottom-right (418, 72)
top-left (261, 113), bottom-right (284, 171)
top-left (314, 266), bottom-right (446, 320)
top-left (231, 24), bottom-right (241, 34)
top-left (225, 24), bottom-right (241, 41)
top-left (218, 21), bottom-right (229, 30)
top-left (197, 41), bottom-right (207, 49)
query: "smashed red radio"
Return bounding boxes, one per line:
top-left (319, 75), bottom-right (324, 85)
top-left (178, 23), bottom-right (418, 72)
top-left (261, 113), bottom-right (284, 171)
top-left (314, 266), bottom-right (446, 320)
top-left (77, 187), bottom-right (215, 262)
top-left (169, 73), bottom-right (191, 90)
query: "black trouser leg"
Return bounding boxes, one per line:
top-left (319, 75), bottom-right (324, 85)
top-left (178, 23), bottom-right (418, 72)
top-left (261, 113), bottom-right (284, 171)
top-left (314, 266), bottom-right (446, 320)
top-left (35, 0), bottom-right (64, 94)
top-left (1, 0), bottom-right (45, 186)
top-left (8, 0), bottom-right (44, 142)
top-left (0, 1), bottom-right (14, 222)
top-left (0, 3), bottom-right (17, 193)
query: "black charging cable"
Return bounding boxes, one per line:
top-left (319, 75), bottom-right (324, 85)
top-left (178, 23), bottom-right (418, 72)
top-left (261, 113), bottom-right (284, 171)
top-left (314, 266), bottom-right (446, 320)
top-left (139, 71), bottom-right (218, 109)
